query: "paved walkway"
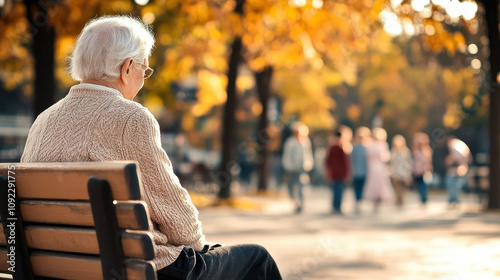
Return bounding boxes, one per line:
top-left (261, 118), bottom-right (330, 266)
top-left (197, 186), bottom-right (500, 280)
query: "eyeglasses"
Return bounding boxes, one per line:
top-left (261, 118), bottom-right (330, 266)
top-left (133, 61), bottom-right (154, 79)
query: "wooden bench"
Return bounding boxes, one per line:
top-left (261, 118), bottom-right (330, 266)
top-left (0, 162), bottom-right (157, 280)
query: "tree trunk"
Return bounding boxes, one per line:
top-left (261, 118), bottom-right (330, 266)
top-left (25, 0), bottom-right (57, 118)
top-left (255, 67), bottom-right (273, 192)
top-left (488, 84), bottom-right (500, 209)
top-left (217, 0), bottom-right (245, 199)
top-left (483, 0), bottom-right (500, 209)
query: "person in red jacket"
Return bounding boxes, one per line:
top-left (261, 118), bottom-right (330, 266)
top-left (326, 130), bottom-right (351, 214)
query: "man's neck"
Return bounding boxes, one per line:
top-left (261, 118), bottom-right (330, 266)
top-left (81, 79), bottom-right (122, 93)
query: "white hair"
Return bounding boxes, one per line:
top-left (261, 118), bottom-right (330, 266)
top-left (69, 15), bottom-right (155, 81)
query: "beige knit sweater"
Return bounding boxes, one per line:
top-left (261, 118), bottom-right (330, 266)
top-left (21, 83), bottom-right (206, 269)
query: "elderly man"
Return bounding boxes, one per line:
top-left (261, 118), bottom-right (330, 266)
top-left (21, 15), bottom-right (282, 280)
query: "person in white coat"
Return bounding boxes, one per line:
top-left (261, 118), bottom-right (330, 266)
top-left (282, 122), bottom-right (314, 213)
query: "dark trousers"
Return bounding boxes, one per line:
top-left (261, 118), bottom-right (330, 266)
top-left (157, 244), bottom-right (282, 280)
top-left (414, 176), bottom-right (427, 204)
top-left (352, 177), bottom-right (366, 202)
top-left (331, 181), bottom-right (345, 212)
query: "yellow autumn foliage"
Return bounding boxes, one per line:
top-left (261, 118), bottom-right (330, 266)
top-left (354, 28), bottom-right (481, 133)
top-left (274, 67), bottom-right (338, 130)
top-left (0, 0), bottom-right (483, 140)
top-left (192, 70), bottom-right (227, 116)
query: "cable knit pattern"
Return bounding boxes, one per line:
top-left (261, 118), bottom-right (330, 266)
top-left (21, 85), bottom-right (206, 269)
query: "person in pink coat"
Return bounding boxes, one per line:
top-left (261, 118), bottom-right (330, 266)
top-left (363, 127), bottom-right (394, 212)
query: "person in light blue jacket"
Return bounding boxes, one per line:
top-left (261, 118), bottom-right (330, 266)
top-left (351, 126), bottom-right (371, 214)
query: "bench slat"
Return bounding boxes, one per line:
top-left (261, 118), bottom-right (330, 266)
top-left (0, 248), bottom-right (155, 280)
top-left (120, 230), bottom-right (156, 261)
top-left (0, 200), bottom-right (150, 230)
top-left (31, 251), bottom-right (102, 280)
top-left (0, 226), bottom-right (155, 260)
top-left (0, 162), bottom-right (142, 200)
top-left (0, 247), bottom-right (12, 273)
top-left (126, 259), bottom-right (158, 280)
top-left (115, 201), bottom-right (151, 230)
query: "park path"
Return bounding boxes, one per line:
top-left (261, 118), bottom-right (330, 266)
top-left (198, 186), bottom-right (500, 280)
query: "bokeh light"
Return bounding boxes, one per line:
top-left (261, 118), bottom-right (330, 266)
top-left (471, 59), bottom-right (481, 70)
top-left (289, 0), bottom-right (306, 7)
top-left (380, 10), bottom-right (403, 36)
top-left (445, 0), bottom-right (462, 19)
top-left (412, 0), bottom-right (430, 12)
top-left (134, 0), bottom-right (150, 6)
top-left (421, 6), bottom-right (433, 18)
top-left (403, 18), bottom-right (416, 36)
top-left (313, 57), bottom-right (324, 69)
top-left (468, 44), bottom-right (478, 54)
top-left (429, 0), bottom-right (478, 20)
top-left (312, 0), bottom-right (323, 9)
top-left (381, 0), bottom-right (478, 37)
top-left (462, 1), bottom-right (479, 20)
top-left (288, 0), bottom-right (324, 8)
top-left (385, 21), bottom-right (403, 36)
top-left (424, 25), bottom-right (436, 36)
top-left (391, 0), bottom-right (404, 7)
top-left (142, 12), bottom-right (155, 24)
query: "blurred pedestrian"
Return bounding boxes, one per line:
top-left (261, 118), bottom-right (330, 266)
top-left (237, 148), bottom-right (255, 191)
top-left (432, 136), bottom-right (449, 189)
top-left (445, 135), bottom-right (472, 208)
top-left (276, 124), bottom-right (294, 187)
top-left (282, 122), bottom-right (314, 213)
top-left (325, 129), bottom-right (350, 214)
top-left (312, 135), bottom-right (328, 186)
top-left (390, 135), bottom-right (413, 208)
top-left (351, 126), bottom-right (371, 214)
top-left (412, 132), bottom-right (433, 205)
top-left (363, 127), bottom-right (394, 212)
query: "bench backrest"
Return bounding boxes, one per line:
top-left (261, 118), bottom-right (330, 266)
top-left (0, 162), bottom-right (157, 280)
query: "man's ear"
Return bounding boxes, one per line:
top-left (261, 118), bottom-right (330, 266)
top-left (120, 58), bottom-right (133, 85)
